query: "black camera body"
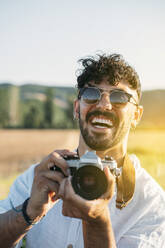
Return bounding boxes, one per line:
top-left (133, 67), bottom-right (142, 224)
top-left (52, 151), bottom-right (121, 200)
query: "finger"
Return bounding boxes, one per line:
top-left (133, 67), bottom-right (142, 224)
top-left (54, 149), bottom-right (78, 158)
top-left (41, 170), bottom-right (66, 185)
top-left (38, 151), bottom-right (69, 176)
top-left (62, 178), bottom-right (92, 218)
top-left (56, 150), bottom-right (79, 160)
top-left (47, 162), bottom-right (56, 170)
top-left (34, 177), bottom-right (60, 196)
top-left (64, 176), bottom-right (75, 198)
top-left (58, 177), bottom-right (78, 201)
top-left (57, 178), bottom-right (67, 200)
top-left (63, 177), bottom-right (87, 207)
top-left (48, 181), bottom-right (59, 195)
top-left (101, 166), bottom-right (115, 200)
top-left (104, 166), bottom-right (115, 184)
top-left (48, 150), bottom-right (78, 175)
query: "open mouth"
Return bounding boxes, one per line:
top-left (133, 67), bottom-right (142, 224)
top-left (90, 116), bottom-right (113, 128)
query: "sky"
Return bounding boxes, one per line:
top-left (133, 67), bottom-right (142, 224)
top-left (0, 0), bottom-right (165, 91)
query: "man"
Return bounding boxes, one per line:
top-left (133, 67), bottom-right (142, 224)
top-left (0, 53), bottom-right (165, 248)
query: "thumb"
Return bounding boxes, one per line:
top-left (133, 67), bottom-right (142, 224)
top-left (103, 166), bottom-right (115, 200)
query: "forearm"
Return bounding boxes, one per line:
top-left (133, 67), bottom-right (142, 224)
top-left (82, 210), bottom-right (116, 248)
top-left (0, 207), bottom-right (32, 248)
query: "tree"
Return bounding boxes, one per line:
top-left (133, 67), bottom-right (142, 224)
top-left (44, 87), bottom-right (54, 128)
top-left (24, 104), bottom-right (43, 128)
top-left (65, 96), bottom-right (78, 129)
top-left (0, 88), bottom-right (10, 127)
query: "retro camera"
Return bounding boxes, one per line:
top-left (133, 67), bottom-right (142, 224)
top-left (51, 151), bottom-right (121, 200)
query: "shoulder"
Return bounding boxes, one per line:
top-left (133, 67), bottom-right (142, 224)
top-left (129, 154), bottom-right (165, 219)
top-left (0, 164), bottom-right (37, 213)
top-left (117, 155), bottom-right (165, 247)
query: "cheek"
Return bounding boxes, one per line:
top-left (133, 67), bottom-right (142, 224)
top-left (79, 107), bottom-right (87, 123)
top-left (125, 109), bottom-right (135, 127)
top-left (118, 106), bottom-right (134, 123)
top-left (122, 105), bottom-right (130, 114)
top-left (79, 102), bottom-right (94, 121)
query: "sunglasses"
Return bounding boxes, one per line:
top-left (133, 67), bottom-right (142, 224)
top-left (78, 87), bottom-right (138, 106)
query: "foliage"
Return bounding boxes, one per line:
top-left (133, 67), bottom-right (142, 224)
top-left (65, 96), bottom-right (78, 129)
top-left (44, 87), bottom-right (55, 128)
top-left (0, 88), bottom-right (10, 127)
top-left (0, 84), bottom-right (79, 129)
top-left (0, 83), bottom-right (165, 129)
top-left (20, 99), bottom-right (44, 128)
top-left (24, 104), bottom-right (43, 128)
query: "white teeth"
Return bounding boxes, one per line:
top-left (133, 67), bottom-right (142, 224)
top-left (94, 125), bottom-right (106, 129)
top-left (91, 117), bottom-right (113, 127)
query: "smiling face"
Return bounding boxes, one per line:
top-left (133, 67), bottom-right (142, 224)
top-left (74, 79), bottom-right (143, 153)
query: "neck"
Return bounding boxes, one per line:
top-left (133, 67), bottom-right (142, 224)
top-left (77, 134), bottom-right (128, 167)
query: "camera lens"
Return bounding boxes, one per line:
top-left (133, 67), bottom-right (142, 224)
top-left (71, 165), bottom-right (107, 200)
top-left (80, 173), bottom-right (96, 193)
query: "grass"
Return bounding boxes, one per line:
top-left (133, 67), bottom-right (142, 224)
top-left (0, 174), bottom-right (19, 199)
top-left (128, 129), bottom-right (165, 189)
top-left (0, 129), bottom-right (165, 200)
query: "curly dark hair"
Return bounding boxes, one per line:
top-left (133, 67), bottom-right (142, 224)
top-left (76, 53), bottom-right (141, 101)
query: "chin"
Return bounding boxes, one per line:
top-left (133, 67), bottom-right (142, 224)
top-left (84, 135), bottom-right (115, 151)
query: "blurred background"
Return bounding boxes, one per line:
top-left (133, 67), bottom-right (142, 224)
top-left (0, 0), bottom-right (165, 199)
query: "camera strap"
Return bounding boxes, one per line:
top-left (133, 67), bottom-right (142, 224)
top-left (116, 154), bottom-right (135, 209)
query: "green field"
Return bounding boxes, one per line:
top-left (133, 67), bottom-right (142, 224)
top-left (128, 129), bottom-right (165, 189)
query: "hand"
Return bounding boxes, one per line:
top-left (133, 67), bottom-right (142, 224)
top-left (57, 166), bottom-right (115, 225)
top-left (26, 149), bottom-right (77, 222)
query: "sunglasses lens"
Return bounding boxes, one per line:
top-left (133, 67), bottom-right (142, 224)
top-left (82, 88), bottom-right (100, 103)
top-left (80, 87), bottom-right (131, 106)
top-left (110, 91), bottom-right (129, 104)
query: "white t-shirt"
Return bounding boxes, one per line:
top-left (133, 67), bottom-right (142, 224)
top-left (0, 155), bottom-right (165, 248)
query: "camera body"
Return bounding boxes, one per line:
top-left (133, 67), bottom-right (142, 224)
top-left (52, 151), bottom-right (121, 200)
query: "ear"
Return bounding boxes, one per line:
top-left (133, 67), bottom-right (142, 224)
top-left (73, 99), bottom-right (80, 120)
top-left (131, 105), bottom-right (143, 128)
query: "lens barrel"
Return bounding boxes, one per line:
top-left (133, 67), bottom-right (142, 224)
top-left (71, 165), bottom-right (108, 200)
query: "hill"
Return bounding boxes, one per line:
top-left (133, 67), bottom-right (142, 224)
top-left (140, 90), bottom-right (165, 128)
top-left (0, 83), bottom-right (164, 129)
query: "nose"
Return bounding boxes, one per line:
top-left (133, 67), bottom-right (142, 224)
top-left (96, 92), bottom-right (113, 110)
